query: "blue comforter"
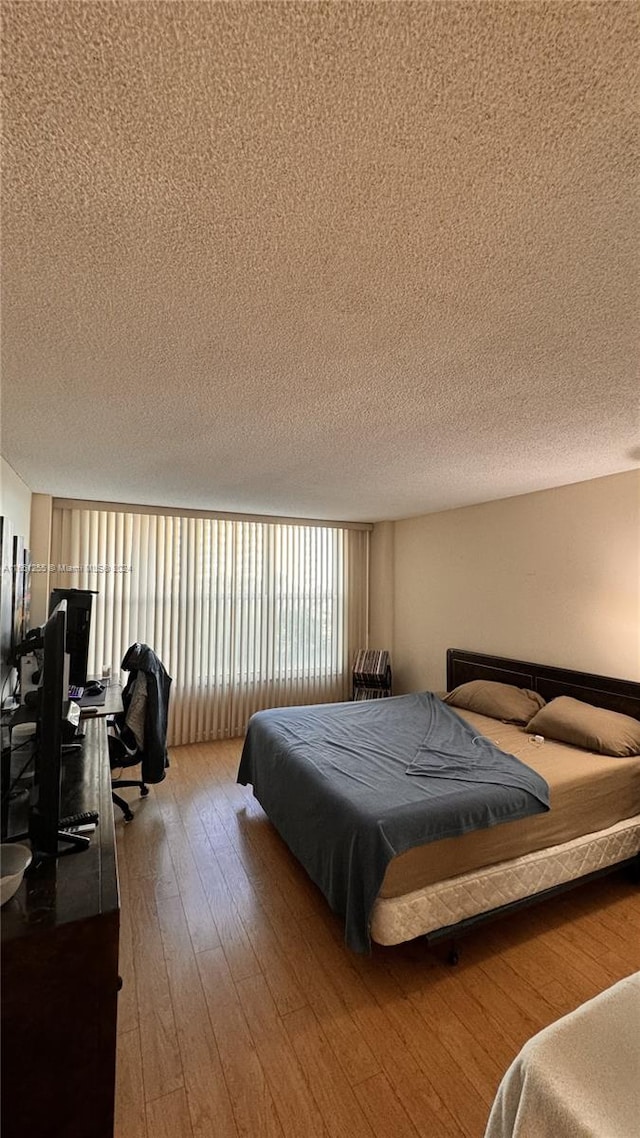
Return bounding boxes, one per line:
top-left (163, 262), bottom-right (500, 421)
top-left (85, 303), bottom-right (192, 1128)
top-left (237, 692), bottom-right (549, 952)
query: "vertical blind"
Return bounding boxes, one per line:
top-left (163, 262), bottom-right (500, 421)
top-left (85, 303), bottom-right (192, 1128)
top-left (50, 505), bottom-right (369, 745)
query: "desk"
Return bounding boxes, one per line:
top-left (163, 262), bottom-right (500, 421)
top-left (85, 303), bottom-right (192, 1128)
top-left (1, 717), bottom-right (120, 1138)
top-left (0, 685), bottom-right (123, 834)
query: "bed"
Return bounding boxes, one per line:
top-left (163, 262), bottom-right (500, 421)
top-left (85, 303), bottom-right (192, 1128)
top-left (484, 971), bottom-right (640, 1138)
top-left (238, 649), bottom-right (640, 953)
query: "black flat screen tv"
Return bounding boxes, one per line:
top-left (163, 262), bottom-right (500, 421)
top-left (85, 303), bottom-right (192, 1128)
top-left (28, 601), bottom-right (68, 855)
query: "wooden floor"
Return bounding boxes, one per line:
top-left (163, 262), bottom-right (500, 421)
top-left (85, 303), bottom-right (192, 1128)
top-left (114, 739), bottom-right (640, 1138)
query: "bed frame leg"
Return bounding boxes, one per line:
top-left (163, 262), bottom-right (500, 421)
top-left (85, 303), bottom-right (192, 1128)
top-left (447, 941), bottom-right (460, 966)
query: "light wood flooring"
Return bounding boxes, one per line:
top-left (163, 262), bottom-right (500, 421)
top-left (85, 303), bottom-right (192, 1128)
top-left (114, 739), bottom-right (640, 1138)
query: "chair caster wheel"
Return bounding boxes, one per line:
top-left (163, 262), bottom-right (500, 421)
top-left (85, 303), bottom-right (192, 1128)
top-left (123, 809), bottom-right (134, 823)
top-left (140, 785), bottom-right (149, 798)
top-left (448, 947), bottom-right (459, 966)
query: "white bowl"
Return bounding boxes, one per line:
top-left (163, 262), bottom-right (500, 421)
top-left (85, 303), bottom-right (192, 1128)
top-left (0, 843), bottom-right (32, 906)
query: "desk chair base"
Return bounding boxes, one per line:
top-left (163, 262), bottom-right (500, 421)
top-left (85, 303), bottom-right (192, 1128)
top-left (112, 780), bottom-right (149, 822)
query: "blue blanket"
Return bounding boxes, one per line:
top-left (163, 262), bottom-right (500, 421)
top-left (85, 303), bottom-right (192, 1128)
top-left (237, 692), bottom-right (549, 952)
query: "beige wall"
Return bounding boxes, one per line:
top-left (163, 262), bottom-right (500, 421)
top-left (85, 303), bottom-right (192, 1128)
top-left (372, 471), bottom-right (640, 693)
top-left (29, 494), bottom-right (53, 624)
top-left (0, 456), bottom-right (32, 540)
top-left (0, 462), bottom-right (54, 625)
top-left (369, 520), bottom-right (395, 650)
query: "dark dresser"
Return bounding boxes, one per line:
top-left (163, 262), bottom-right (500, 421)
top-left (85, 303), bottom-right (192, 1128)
top-left (1, 717), bottom-right (120, 1138)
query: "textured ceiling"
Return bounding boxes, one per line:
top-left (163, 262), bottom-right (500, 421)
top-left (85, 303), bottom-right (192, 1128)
top-left (1, 1), bottom-right (638, 522)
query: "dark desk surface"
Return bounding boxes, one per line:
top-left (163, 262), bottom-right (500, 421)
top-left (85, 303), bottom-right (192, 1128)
top-left (1, 717), bottom-right (119, 939)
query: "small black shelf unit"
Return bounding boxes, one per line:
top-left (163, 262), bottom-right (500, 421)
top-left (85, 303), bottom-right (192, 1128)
top-left (352, 649), bottom-right (392, 700)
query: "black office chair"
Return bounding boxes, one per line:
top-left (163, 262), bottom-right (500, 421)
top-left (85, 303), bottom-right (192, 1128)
top-left (108, 643), bottom-right (172, 821)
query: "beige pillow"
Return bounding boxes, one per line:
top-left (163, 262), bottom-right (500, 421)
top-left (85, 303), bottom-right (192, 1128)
top-left (443, 680), bottom-right (545, 724)
top-left (526, 696), bottom-right (640, 757)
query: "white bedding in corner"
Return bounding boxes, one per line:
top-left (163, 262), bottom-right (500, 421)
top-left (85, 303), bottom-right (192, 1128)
top-left (484, 971), bottom-right (640, 1138)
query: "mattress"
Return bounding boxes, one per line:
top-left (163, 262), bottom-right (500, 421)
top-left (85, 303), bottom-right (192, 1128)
top-left (371, 814), bottom-right (640, 945)
top-left (380, 708), bottom-right (640, 898)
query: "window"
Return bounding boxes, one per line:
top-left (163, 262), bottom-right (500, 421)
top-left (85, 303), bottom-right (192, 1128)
top-left (51, 505), bottom-right (369, 744)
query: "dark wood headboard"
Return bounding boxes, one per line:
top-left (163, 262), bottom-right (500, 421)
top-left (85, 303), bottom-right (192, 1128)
top-left (447, 648), bottom-right (640, 721)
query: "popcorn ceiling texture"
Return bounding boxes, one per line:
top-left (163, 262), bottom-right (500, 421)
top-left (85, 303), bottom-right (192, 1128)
top-left (2, 1), bottom-right (638, 521)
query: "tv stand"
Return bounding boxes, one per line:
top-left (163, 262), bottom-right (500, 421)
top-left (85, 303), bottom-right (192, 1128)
top-left (5, 827), bottom-right (92, 856)
top-left (1, 717), bottom-right (120, 1138)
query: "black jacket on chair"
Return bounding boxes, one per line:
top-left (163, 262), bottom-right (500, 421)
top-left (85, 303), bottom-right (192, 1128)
top-left (117, 643), bottom-right (172, 784)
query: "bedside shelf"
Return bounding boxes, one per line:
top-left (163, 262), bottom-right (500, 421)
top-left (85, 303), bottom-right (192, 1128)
top-left (352, 649), bottom-right (392, 700)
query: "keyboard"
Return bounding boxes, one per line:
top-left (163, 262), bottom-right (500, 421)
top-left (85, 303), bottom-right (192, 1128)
top-left (68, 685), bottom-right (85, 699)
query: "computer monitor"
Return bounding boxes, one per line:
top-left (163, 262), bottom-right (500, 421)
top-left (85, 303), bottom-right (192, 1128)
top-left (48, 588), bottom-right (96, 688)
top-left (28, 601), bottom-right (89, 857)
top-left (28, 601), bottom-right (67, 855)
